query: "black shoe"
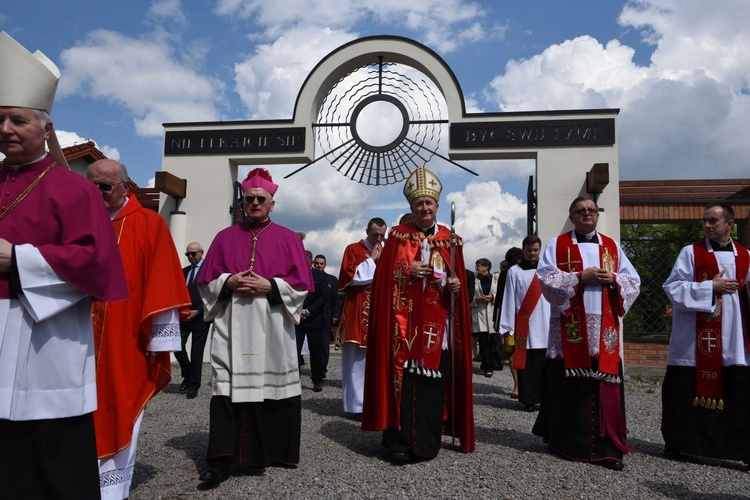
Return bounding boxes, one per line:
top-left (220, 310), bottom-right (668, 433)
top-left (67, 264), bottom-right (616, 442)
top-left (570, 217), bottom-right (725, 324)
top-left (179, 379), bottom-right (190, 393)
top-left (199, 460), bottom-right (230, 484)
top-left (598, 459), bottom-right (624, 471)
top-left (186, 387), bottom-right (198, 399)
top-left (664, 446), bottom-right (682, 460)
top-left (313, 383), bottom-right (323, 392)
top-left (389, 450), bottom-right (410, 463)
top-left (523, 404), bottom-right (537, 412)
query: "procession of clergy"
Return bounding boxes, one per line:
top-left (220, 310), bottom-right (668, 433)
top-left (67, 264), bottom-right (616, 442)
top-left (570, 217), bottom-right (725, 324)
top-left (2, 31), bottom-right (749, 500)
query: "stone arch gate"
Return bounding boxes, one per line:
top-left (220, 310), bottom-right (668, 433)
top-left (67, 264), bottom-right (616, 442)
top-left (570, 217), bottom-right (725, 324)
top-left (159, 35), bottom-right (620, 255)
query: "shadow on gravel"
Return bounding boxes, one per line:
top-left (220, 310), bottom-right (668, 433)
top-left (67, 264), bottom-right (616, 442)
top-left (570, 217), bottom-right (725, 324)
top-left (302, 395), bottom-right (346, 417)
top-left (643, 481), bottom-right (749, 499)
top-left (474, 425), bottom-right (547, 453)
top-left (164, 431), bottom-right (209, 469)
top-left (473, 394), bottom-right (527, 411)
top-left (160, 383), bottom-right (185, 395)
top-left (629, 436), bottom-right (749, 472)
top-left (131, 462), bottom-right (156, 491)
top-left (318, 420), bottom-right (381, 458)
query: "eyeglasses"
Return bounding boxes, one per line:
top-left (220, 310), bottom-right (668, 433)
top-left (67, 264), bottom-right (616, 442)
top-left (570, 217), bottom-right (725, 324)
top-left (244, 195), bottom-right (267, 204)
top-left (701, 218), bottom-right (728, 226)
top-left (185, 251), bottom-right (202, 257)
top-left (574, 208), bottom-right (598, 215)
top-left (92, 180), bottom-right (126, 192)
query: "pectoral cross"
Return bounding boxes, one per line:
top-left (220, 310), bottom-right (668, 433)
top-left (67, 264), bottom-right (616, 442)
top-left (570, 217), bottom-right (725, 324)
top-left (560, 247), bottom-right (581, 272)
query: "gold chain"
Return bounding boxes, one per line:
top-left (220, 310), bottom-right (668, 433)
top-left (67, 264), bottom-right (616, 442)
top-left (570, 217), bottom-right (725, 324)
top-left (0, 162), bottom-right (57, 222)
top-left (246, 220), bottom-right (273, 270)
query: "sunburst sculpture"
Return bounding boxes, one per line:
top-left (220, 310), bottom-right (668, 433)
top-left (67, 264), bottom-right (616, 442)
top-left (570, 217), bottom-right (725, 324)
top-left (285, 57), bottom-right (475, 186)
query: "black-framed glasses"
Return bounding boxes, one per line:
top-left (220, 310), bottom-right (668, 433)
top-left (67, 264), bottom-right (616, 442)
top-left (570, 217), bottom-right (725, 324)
top-left (185, 251), bottom-right (203, 257)
top-left (574, 208), bottom-right (598, 215)
top-left (244, 195), bottom-right (267, 204)
top-left (92, 180), bottom-right (126, 192)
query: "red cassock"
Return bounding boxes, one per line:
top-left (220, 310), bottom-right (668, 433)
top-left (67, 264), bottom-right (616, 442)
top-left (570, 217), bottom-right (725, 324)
top-left (92, 194), bottom-right (190, 458)
top-left (361, 223), bottom-right (475, 452)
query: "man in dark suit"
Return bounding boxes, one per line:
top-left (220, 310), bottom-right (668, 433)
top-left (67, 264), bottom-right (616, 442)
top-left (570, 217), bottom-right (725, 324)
top-left (175, 242), bottom-right (211, 399)
top-left (313, 254), bottom-right (341, 375)
top-left (297, 251), bottom-right (331, 392)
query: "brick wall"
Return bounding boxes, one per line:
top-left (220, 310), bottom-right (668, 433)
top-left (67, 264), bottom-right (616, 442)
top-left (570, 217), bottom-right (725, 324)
top-left (623, 338), bottom-right (669, 367)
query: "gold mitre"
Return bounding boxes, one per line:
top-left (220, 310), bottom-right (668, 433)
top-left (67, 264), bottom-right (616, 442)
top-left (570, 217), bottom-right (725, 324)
top-left (0, 31), bottom-right (69, 168)
top-left (403, 167), bottom-right (442, 203)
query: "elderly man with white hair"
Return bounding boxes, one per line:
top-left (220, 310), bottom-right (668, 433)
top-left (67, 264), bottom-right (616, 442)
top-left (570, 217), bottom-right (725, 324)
top-left (0, 32), bottom-right (127, 498)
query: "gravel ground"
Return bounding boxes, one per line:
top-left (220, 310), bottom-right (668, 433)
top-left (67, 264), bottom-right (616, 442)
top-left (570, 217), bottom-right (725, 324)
top-left (131, 353), bottom-right (749, 499)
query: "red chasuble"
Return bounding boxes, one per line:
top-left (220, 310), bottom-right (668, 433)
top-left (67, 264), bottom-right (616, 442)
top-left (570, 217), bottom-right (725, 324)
top-left (362, 223), bottom-right (475, 452)
top-left (0, 157), bottom-right (127, 301)
top-left (337, 240), bottom-right (374, 346)
top-left (92, 194), bottom-right (191, 459)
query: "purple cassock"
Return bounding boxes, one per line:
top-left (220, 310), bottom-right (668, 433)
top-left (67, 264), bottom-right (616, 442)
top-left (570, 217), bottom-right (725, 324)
top-left (0, 156), bottom-right (128, 301)
top-left (199, 218), bottom-right (314, 293)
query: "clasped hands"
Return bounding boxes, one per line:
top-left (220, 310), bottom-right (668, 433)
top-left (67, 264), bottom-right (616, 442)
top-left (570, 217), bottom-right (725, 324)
top-left (581, 267), bottom-right (614, 286)
top-left (226, 269), bottom-right (271, 297)
top-left (410, 261), bottom-right (460, 293)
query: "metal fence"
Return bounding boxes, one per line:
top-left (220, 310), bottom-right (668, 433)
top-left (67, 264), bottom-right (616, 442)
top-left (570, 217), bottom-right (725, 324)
top-left (620, 224), bottom-right (706, 338)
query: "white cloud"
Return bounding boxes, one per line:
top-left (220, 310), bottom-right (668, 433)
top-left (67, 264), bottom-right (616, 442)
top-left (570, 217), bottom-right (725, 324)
top-left (215, 0), bottom-right (496, 53)
top-left (619, 0), bottom-right (750, 92)
top-left (148, 0), bottom-right (188, 28)
top-left (447, 180), bottom-right (527, 267)
top-left (234, 26), bottom-right (356, 119)
top-left (100, 145), bottom-right (121, 161)
top-left (483, 2), bottom-right (750, 182)
top-left (56, 130), bottom-right (121, 161)
top-left (58, 30), bottom-right (224, 137)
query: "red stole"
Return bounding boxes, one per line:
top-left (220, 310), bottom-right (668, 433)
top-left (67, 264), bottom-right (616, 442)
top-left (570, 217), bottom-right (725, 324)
top-left (392, 236), bottom-right (449, 373)
top-left (692, 239), bottom-right (749, 409)
top-left (555, 232), bottom-right (622, 377)
top-left (512, 274), bottom-right (542, 370)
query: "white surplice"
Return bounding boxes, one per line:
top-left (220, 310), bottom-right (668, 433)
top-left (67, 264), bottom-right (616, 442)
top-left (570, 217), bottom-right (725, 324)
top-left (0, 244), bottom-right (94, 421)
top-left (500, 265), bottom-right (550, 349)
top-left (202, 274), bottom-right (306, 402)
top-left (663, 239), bottom-right (750, 367)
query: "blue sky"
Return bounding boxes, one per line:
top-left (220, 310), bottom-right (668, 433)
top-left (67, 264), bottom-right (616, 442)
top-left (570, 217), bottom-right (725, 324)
top-left (2, 0), bottom-right (749, 273)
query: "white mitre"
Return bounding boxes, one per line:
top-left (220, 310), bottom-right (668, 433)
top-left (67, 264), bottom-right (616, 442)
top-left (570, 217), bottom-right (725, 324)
top-left (0, 31), bottom-right (69, 168)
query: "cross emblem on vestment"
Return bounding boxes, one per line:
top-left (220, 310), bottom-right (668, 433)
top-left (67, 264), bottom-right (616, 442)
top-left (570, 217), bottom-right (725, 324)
top-left (560, 247), bottom-right (581, 272)
top-left (424, 325), bottom-right (439, 349)
top-left (700, 331), bottom-right (718, 354)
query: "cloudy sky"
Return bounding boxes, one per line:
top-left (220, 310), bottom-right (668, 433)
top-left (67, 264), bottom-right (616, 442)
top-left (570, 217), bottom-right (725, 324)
top-left (3, 0), bottom-right (749, 274)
